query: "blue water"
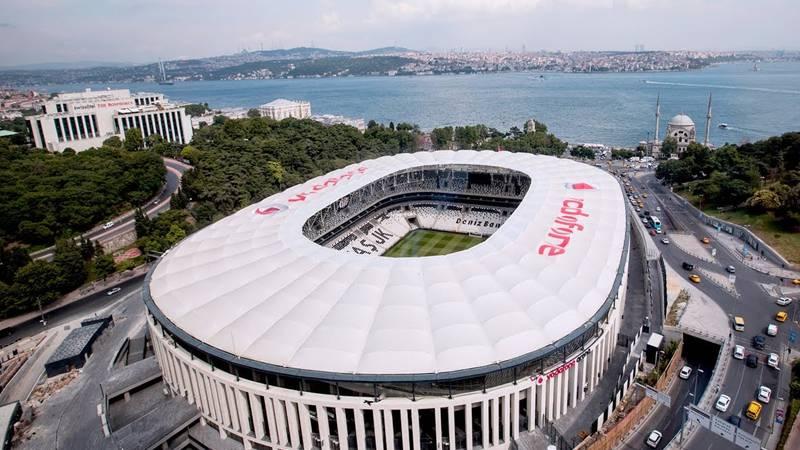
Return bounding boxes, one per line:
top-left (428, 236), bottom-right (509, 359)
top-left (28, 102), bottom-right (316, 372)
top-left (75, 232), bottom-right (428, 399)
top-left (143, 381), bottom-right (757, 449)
top-left (31, 62), bottom-right (800, 148)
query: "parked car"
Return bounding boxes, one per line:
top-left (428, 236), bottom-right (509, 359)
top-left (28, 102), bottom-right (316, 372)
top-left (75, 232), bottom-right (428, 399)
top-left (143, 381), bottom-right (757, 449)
top-left (728, 415), bottom-right (742, 426)
top-left (106, 287), bottom-right (122, 296)
top-left (679, 366), bottom-right (692, 380)
top-left (758, 386), bottom-right (772, 403)
top-left (776, 311), bottom-right (788, 322)
top-left (682, 262), bottom-right (694, 271)
top-left (768, 353), bottom-right (779, 369)
top-left (650, 229), bottom-right (657, 236)
top-left (661, 238), bottom-right (670, 245)
top-left (746, 354), bottom-right (758, 368)
top-left (792, 278), bottom-right (800, 285)
top-left (701, 237), bottom-right (710, 244)
top-left (767, 324), bottom-right (778, 336)
top-left (753, 335), bottom-right (766, 350)
top-left (725, 265), bottom-right (736, 274)
top-left (689, 274), bottom-right (701, 283)
top-left (777, 297), bottom-right (793, 306)
top-left (733, 345), bottom-right (745, 360)
top-left (656, 206), bottom-right (661, 212)
top-left (102, 221), bottom-right (115, 230)
top-left (715, 394), bottom-right (731, 412)
top-left (646, 430), bottom-right (662, 448)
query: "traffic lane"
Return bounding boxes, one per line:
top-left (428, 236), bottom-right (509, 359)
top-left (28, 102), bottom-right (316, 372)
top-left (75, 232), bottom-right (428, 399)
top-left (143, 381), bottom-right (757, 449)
top-left (0, 276), bottom-right (144, 347)
top-left (720, 347), bottom-right (780, 436)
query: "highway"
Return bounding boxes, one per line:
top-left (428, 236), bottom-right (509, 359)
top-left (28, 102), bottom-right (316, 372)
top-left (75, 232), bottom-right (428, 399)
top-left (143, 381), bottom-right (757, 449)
top-left (622, 168), bottom-right (798, 449)
top-left (30, 158), bottom-right (191, 261)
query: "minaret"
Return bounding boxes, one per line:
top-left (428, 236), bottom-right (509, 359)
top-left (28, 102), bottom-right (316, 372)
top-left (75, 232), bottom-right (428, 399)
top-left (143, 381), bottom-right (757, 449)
top-left (652, 93), bottom-right (661, 156)
top-left (703, 93), bottom-right (712, 147)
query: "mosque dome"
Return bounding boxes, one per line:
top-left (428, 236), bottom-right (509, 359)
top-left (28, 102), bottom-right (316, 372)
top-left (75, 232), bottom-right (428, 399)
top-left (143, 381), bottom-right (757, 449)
top-left (668, 114), bottom-right (695, 127)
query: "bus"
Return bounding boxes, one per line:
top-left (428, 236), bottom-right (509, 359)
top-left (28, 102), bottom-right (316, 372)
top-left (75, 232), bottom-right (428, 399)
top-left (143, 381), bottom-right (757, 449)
top-left (649, 216), bottom-right (662, 233)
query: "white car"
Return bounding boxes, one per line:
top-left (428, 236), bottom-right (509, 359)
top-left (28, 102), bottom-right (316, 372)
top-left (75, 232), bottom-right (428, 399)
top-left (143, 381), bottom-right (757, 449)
top-left (767, 324), bottom-right (778, 336)
top-left (646, 430), bottom-right (662, 448)
top-left (758, 386), bottom-right (772, 403)
top-left (768, 353), bottom-right (780, 369)
top-left (777, 297), bottom-right (793, 306)
top-left (106, 287), bottom-right (122, 296)
top-left (656, 206), bottom-right (661, 212)
top-left (715, 394), bottom-right (731, 412)
top-left (102, 221), bottom-right (115, 230)
top-left (679, 366), bottom-right (692, 380)
top-left (733, 345), bottom-right (745, 360)
top-left (661, 238), bottom-right (670, 245)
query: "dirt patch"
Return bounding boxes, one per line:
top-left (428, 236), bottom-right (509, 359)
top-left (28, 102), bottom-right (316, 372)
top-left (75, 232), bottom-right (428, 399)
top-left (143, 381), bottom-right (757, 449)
top-left (667, 289), bottom-right (690, 326)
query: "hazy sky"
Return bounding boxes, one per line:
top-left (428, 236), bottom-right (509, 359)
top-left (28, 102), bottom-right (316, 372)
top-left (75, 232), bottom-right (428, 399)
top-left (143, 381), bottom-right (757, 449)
top-left (2, 0), bottom-right (798, 66)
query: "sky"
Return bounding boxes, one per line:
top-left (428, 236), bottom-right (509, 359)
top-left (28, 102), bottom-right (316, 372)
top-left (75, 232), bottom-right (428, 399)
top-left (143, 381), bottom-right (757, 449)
top-left (1, 0), bottom-right (799, 66)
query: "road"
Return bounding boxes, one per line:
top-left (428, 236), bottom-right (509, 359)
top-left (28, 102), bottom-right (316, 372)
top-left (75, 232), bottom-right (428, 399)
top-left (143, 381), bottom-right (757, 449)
top-left (30, 158), bottom-right (191, 261)
top-left (621, 167), bottom-right (798, 448)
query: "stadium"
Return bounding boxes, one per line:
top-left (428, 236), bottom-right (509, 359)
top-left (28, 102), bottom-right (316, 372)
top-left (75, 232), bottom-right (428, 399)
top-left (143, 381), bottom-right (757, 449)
top-left (144, 150), bottom-right (630, 450)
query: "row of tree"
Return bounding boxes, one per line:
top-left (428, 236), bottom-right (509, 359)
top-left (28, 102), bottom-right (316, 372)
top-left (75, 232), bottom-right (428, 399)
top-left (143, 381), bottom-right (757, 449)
top-left (655, 133), bottom-right (800, 223)
top-left (429, 122), bottom-right (567, 155)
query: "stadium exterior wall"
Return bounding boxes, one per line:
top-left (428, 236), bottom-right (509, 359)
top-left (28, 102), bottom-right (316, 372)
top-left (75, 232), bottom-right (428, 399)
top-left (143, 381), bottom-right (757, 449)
top-left (146, 239), bottom-right (629, 450)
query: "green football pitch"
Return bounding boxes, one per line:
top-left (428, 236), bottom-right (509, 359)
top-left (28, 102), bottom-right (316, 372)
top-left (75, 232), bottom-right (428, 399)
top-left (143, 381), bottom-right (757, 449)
top-left (383, 229), bottom-right (485, 257)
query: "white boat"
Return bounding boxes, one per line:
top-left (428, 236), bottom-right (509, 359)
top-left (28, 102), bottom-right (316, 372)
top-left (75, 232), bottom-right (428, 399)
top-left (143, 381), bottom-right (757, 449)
top-left (718, 123), bottom-right (729, 129)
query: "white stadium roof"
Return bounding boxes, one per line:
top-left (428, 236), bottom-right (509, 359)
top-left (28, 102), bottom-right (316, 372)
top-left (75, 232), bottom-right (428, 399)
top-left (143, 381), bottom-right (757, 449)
top-left (148, 151), bottom-right (627, 376)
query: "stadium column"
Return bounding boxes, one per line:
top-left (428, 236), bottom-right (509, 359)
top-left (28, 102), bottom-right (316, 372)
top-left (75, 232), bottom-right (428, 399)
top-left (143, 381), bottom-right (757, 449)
top-left (526, 386), bottom-right (535, 432)
top-left (355, 408), bottom-right (367, 450)
top-left (400, 409), bottom-right (410, 450)
top-left (236, 389), bottom-right (251, 436)
top-left (447, 406), bottom-right (455, 450)
top-left (318, 405), bottom-right (332, 450)
top-left (511, 391), bottom-right (520, 440)
top-left (434, 407), bottom-right (442, 450)
top-left (481, 400), bottom-right (490, 449)
top-left (411, 408), bottom-right (422, 450)
top-left (491, 397), bottom-right (500, 446)
top-left (536, 383), bottom-right (545, 428)
top-left (465, 404), bottom-right (473, 450)
top-left (373, 409), bottom-right (384, 450)
top-left (227, 385), bottom-right (241, 432)
top-left (336, 407), bottom-right (349, 450)
top-left (588, 349), bottom-right (597, 393)
top-left (546, 377), bottom-right (555, 421)
top-left (299, 403), bottom-right (314, 450)
top-left (215, 380), bottom-right (231, 429)
top-left (274, 400), bottom-right (289, 446)
top-left (249, 393), bottom-right (266, 440)
top-left (383, 410), bottom-right (394, 450)
top-left (554, 374), bottom-right (562, 419)
top-left (562, 369), bottom-right (569, 415)
top-left (265, 398), bottom-right (279, 444)
top-left (502, 394), bottom-right (511, 442)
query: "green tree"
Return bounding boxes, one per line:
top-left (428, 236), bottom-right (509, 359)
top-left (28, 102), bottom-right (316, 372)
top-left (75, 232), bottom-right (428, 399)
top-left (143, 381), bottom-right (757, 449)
top-left (103, 136), bottom-right (123, 148)
top-left (13, 260), bottom-right (63, 307)
top-left (52, 238), bottom-right (87, 292)
top-left (266, 160), bottom-right (286, 189)
top-left (134, 208), bottom-right (152, 238)
top-left (124, 128), bottom-right (144, 151)
top-left (570, 146), bottom-right (596, 160)
top-left (94, 254), bottom-right (116, 280)
top-left (184, 103), bottom-right (210, 117)
top-left (431, 127), bottom-right (454, 150)
top-left (247, 108), bottom-right (261, 118)
top-left (165, 224), bottom-right (187, 247)
top-left (660, 137), bottom-right (677, 159)
top-left (79, 236), bottom-right (95, 261)
top-left (746, 189), bottom-right (782, 212)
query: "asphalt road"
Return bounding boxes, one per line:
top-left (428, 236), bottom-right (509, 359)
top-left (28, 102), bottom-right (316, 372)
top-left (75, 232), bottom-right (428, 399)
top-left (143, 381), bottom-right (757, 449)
top-left (31, 158), bottom-right (190, 261)
top-left (623, 168), bottom-right (798, 448)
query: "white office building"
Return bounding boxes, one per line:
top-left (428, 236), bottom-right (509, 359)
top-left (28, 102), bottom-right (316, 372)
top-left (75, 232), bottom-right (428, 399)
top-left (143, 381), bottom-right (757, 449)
top-left (258, 99), bottom-right (311, 121)
top-left (26, 88), bottom-right (193, 152)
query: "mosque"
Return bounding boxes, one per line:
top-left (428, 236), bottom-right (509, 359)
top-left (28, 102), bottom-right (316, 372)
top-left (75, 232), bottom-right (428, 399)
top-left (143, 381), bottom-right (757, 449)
top-left (648, 94), bottom-right (713, 158)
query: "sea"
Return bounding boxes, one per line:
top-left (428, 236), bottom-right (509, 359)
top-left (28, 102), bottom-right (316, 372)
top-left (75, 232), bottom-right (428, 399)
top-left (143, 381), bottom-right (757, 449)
top-left (29, 61), bottom-right (800, 148)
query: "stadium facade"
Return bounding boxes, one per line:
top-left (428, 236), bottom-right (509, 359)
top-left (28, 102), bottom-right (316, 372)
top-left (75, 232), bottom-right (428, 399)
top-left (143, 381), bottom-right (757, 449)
top-left (144, 151), bottom-right (629, 450)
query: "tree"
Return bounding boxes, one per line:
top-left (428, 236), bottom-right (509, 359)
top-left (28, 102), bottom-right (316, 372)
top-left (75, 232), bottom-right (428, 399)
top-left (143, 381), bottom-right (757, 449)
top-left (52, 238), bottom-right (87, 292)
top-left (431, 127), bottom-right (454, 150)
top-left (13, 260), bottom-right (63, 307)
top-left (103, 136), bottom-right (123, 148)
top-left (746, 189), bottom-right (782, 212)
top-left (79, 236), bottom-right (95, 260)
top-left (247, 108), bottom-right (261, 118)
top-left (266, 161), bottom-right (286, 189)
top-left (124, 128), bottom-right (144, 151)
top-left (94, 254), bottom-right (116, 280)
top-left (570, 146), bottom-right (595, 160)
top-left (660, 137), bottom-right (677, 159)
top-left (134, 208), bottom-right (153, 238)
top-left (184, 103), bottom-right (210, 117)
top-left (165, 224), bottom-right (187, 247)
top-left (170, 187), bottom-right (189, 209)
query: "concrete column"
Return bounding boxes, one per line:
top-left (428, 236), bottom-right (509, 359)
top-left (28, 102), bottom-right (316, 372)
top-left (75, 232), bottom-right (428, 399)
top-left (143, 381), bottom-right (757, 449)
top-left (236, 389), bottom-right (251, 435)
top-left (355, 409), bottom-right (367, 450)
top-left (400, 409), bottom-right (410, 450)
top-left (434, 408), bottom-right (442, 450)
top-left (536, 383), bottom-right (546, 427)
top-left (546, 377), bottom-right (554, 421)
top-left (526, 386), bottom-right (535, 431)
top-left (465, 404), bottom-right (473, 450)
top-left (275, 400), bottom-right (289, 446)
top-left (336, 407), bottom-right (349, 450)
top-left (229, 385), bottom-right (243, 432)
top-left (481, 400), bottom-right (489, 450)
top-left (383, 410), bottom-right (395, 450)
top-left (299, 403), bottom-right (314, 450)
top-left (286, 401), bottom-right (301, 448)
top-left (204, 374), bottom-right (218, 422)
top-left (265, 397), bottom-right (279, 444)
top-left (411, 409), bottom-right (421, 450)
top-left (491, 398), bottom-right (499, 446)
top-left (249, 393), bottom-right (266, 439)
top-left (373, 409), bottom-right (385, 450)
top-left (447, 406), bottom-right (455, 450)
top-left (502, 395), bottom-right (510, 443)
top-left (216, 381), bottom-right (231, 427)
top-left (318, 405), bottom-right (331, 450)
top-left (511, 391), bottom-right (520, 439)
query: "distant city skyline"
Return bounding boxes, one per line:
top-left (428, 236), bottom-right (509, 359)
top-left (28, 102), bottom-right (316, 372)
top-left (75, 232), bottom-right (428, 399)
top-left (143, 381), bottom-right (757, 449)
top-left (2, 0), bottom-right (799, 66)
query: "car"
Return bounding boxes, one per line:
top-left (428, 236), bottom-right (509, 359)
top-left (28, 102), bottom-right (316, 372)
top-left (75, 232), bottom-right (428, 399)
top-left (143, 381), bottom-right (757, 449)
top-left (776, 311), bottom-right (788, 322)
top-left (679, 366), bottom-right (692, 379)
top-left (656, 206), bottom-right (661, 212)
top-left (701, 237), bottom-right (710, 244)
top-left (767, 324), bottom-right (778, 336)
top-left (102, 221), bottom-right (115, 230)
top-left (746, 401), bottom-right (762, 420)
top-left (758, 386), bottom-right (772, 403)
top-left (646, 430), bottom-right (662, 448)
top-left (728, 415), bottom-right (742, 427)
top-left (650, 229), bottom-right (657, 236)
top-left (643, 194), bottom-right (648, 198)
top-left (716, 394), bottom-right (731, 412)
top-left (768, 353), bottom-right (779, 369)
top-left (793, 279), bottom-right (800, 286)
top-left (106, 287), bottom-right (122, 296)
top-left (725, 265), bottom-right (736, 274)
top-left (644, 210), bottom-right (651, 216)
top-left (152, 199), bottom-right (160, 205)
top-left (689, 274), bottom-right (701, 283)
top-left (638, 213), bottom-right (645, 218)
top-left (655, 228), bottom-right (663, 234)
top-left (746, 354), bottom-right (758, 368)
top-left (642, 218), bottom-right (649, 224)
top-left (635, 207), bottom-right (641, 212)
top-left (733, 345), bottom-right (745, 360)
top-left (682, 262), bottom-right (695, 271)
top-left (777, 297), bottom-right (793, 306)
top-left (753, 335), bottom-right (766, 350)
top-left (661, 238), bottom-right (670, 245)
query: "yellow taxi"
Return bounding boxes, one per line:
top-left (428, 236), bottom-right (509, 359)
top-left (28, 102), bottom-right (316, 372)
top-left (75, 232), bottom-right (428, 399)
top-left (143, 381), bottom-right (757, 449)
top-left (689, 274), bottom-right (701, 283)
top-left (746, 401), bottom-right (762, 420)
top-left (776, 311), bottom-right (788, 322)
top-left (793, 279), bottom-right (800, 286)
top-left (643, 193), bottom-right (648, 198)
top-left (701, 237), bottom-right (710, 244)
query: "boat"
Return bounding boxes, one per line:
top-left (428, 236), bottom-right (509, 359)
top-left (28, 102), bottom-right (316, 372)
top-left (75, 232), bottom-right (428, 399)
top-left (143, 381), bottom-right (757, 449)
top-left (157, 60), bottom-right (173, 85)
top-left (718, 123), bottom-right (729, 129)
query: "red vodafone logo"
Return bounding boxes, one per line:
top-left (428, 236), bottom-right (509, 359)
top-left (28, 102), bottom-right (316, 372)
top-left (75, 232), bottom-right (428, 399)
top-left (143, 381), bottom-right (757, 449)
top-left (254, 204), bottom-right (287, 215)
top-left (571, 182), bottom-right (595, 190)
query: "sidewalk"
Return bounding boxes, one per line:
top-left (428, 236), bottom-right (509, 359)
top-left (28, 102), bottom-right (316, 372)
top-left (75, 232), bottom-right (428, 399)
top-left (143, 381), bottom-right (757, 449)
top-left (0, 264), bottom-right (150, 334)
top-left (708, 225), bottom-right (800, 279)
